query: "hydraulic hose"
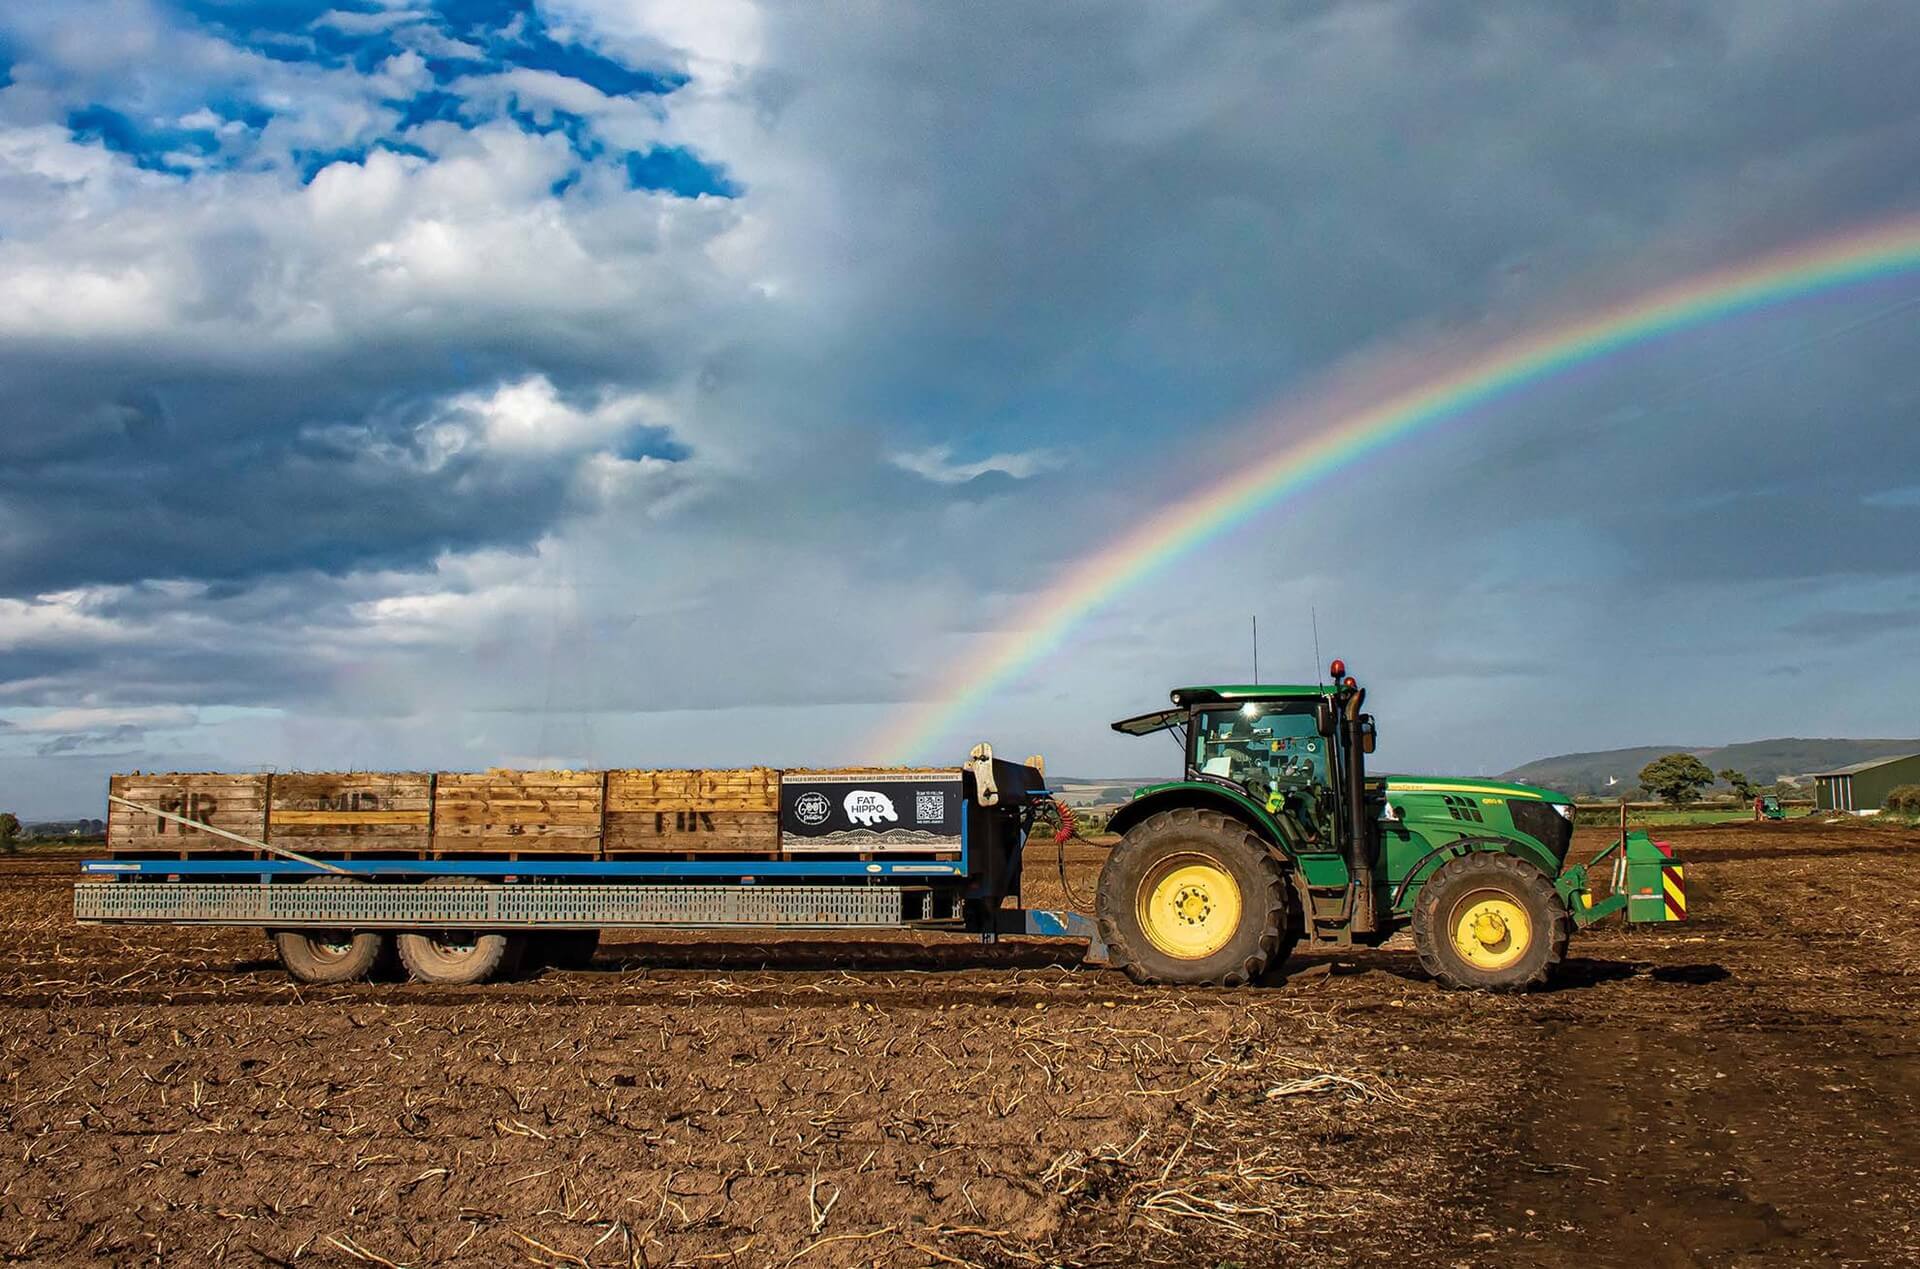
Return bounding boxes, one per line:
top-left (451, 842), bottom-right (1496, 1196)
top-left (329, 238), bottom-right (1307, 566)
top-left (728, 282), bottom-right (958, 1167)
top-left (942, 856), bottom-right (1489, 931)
top-left (1048, 798), bottom-right (1090, 912)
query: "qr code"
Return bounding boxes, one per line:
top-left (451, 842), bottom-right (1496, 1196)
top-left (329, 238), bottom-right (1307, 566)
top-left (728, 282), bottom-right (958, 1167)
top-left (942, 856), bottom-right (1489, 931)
top-left (915, 791), bottom-right (946, 824)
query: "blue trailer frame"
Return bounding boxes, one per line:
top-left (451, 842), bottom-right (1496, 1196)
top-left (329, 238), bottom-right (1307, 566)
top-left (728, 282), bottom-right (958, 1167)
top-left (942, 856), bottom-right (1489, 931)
top-left (75, 768), bottom-right (1110, 964)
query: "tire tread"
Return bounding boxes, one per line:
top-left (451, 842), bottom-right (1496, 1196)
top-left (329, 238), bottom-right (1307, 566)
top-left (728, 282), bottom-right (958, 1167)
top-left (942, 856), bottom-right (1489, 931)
top-left (1411, 852), bottom-right (1570, 992)
top-left (1096, 809), bottom-right (1295, 987)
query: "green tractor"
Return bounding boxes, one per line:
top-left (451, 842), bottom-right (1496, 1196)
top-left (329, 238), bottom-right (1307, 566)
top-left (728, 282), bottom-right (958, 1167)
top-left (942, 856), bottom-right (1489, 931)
top-left (1758, 794), bottom-right (1786, 821)
top-left (1098, 661), bottom-right (1683, 991)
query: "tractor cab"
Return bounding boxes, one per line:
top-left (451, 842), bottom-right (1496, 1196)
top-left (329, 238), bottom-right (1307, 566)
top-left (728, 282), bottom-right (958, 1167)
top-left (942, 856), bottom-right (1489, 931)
top-left (1112, 676), bottom-right (1375, 845)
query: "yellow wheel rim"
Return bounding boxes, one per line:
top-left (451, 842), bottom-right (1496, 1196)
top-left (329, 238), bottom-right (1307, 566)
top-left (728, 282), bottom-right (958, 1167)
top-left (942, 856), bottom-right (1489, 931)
top-left (1448, 888), bottom-right (1533, 971)
top-left (1137, 853), bottom-right (1243, 960)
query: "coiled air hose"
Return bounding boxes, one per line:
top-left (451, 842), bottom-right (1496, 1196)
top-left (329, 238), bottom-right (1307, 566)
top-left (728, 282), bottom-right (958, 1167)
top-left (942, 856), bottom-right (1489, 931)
top-left (1048, 798), bottom-right (1091, 912)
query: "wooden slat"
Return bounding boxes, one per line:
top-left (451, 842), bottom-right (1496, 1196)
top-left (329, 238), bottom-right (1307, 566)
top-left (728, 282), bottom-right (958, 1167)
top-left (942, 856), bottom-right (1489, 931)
top-left (606, 768), bottom-right (779, 813)
top-left (269, 810), bottom-right (431, 826)
top-left (604, 809), bottom-right (779, 855)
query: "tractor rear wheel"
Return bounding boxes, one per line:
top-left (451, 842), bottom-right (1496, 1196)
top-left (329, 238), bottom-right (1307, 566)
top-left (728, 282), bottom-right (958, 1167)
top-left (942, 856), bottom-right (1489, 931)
top-left (1096, 808), bottom-right (1293, 986)
top-left (1412, 852), bottom-right (1569, 992)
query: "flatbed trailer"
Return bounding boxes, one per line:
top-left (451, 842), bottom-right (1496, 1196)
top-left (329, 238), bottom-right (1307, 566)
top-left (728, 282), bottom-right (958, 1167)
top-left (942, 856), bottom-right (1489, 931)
top-left (75, 746), bottom-right (1099, 983)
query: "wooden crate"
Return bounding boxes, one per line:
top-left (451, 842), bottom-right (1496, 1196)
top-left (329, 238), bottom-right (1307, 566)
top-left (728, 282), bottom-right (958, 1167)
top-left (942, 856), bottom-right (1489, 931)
top-left (432, 770), bottom-right (604, 854)
top-left (109, 773), bottom-right (269, 853)
top-left (269, 773), bottom-right (432, 853)
top-left (604, 768), bottom-right (779, 855)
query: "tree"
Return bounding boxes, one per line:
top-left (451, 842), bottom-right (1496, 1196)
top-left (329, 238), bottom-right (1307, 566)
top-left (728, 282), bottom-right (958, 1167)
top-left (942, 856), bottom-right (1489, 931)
top-left (0, 813), bottom-right (19, 854)
top-left (1640, 753), bottom-right (1715, 808)
top-left (1718, 768), bottom-right (1757, 803)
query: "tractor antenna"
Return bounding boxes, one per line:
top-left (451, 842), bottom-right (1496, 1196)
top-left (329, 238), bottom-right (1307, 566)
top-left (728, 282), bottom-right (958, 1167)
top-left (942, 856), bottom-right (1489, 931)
top-left (1312, 607), bottom-right (1324, 687)
top-left (1251, 615), bottom-right (1259, 683)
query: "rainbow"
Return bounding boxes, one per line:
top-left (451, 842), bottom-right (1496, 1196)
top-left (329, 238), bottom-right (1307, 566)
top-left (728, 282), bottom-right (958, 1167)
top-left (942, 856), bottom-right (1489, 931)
top-left (876, 214), bottom-right (1920, 762)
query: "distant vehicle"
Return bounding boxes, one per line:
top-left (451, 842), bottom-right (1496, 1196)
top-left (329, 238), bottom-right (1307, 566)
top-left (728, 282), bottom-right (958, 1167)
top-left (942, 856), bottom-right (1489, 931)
top-left (1757, 795), bottom-right (1786, 821)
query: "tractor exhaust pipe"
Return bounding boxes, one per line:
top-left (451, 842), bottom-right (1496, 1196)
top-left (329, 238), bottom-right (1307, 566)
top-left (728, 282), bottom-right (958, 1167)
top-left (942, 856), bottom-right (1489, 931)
top-left (1343, 684), bottom-right (1380, 936)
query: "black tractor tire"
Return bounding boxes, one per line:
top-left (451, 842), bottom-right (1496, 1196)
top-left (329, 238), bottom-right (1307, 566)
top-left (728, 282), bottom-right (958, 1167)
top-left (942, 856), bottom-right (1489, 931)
top-left (395, 878), bottom-right (525, 985)
top-left (1411, 852), bottom-right (1570, 992)
top-left (271, 876), bottom-right (385, 984)
top-left (531, 929), bottom-right (601, 970)
top-left (1095, 808), bottom-right (1294, 986)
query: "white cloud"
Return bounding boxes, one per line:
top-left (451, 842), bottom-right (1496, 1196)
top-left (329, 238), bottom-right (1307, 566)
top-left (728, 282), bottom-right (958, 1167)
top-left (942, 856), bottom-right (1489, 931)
top-left (4, 705), bottom-right (197, 733)
top-left (543, 0), bottom-right (764, 86)
top-left (889, 444), bottom-right (1061, 485)
top-left (314, 9), bottom-right (429, 36)
top-left (0, 591), bottom-right (142, 650)
top-left (429, 374), bottom-right (669, 455)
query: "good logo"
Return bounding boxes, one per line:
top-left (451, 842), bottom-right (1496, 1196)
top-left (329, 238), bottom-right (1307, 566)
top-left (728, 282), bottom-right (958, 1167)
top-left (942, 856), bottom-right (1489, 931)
top-left (794, 791), bottom-right (832, 826)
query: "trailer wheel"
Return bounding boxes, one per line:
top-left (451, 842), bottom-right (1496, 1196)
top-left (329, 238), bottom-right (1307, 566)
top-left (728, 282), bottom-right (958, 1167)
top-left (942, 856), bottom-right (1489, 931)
top-left (395, 879), bottom-right (524, 985)
top-left (272, 877), bottom-right (384, 984)
top-left (1096, 808), bottom-right (1292, 986)
top-left (1411, 852), bottom-right (1570, 992)
top-left (396, 927), bottom-right (526, 985)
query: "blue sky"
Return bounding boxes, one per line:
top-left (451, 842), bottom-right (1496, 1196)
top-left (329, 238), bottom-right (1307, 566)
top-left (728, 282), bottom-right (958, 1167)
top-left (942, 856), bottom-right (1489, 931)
top-left (2, 2), bottom-right (1918, 818)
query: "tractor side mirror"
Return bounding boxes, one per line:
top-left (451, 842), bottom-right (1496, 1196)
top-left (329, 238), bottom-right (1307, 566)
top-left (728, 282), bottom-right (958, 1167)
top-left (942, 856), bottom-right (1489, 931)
top-left (1359, 715), bottom-right (1377, 754)
top-left (1314, 700), bottom-right (1334, 736)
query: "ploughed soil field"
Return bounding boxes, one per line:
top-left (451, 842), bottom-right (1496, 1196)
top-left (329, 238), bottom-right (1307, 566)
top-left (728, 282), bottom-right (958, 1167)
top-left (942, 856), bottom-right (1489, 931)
top-left (2, 818), bottom-right (1916, 1267)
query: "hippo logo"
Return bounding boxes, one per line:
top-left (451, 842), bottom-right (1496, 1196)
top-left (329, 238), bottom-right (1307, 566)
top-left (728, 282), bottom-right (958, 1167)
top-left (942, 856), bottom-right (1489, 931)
top-left (843, 790), bottom-right (897, 827)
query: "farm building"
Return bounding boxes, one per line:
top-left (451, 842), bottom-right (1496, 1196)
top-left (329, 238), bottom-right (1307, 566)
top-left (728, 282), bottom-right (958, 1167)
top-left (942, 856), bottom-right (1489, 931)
top-left (1811, 754), bottom-right (1920, 812)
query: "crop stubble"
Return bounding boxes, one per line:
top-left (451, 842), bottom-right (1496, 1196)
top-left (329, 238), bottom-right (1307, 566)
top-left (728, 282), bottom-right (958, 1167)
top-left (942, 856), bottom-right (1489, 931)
top-left (2, 818), bottom-right (1916, 1266)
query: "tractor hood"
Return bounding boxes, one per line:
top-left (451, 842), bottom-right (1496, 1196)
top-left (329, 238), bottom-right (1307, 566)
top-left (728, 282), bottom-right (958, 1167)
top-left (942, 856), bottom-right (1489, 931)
top-left (1383, 776), bottom-right (1571, 804)
top-left (1385, 776), bottom-right (1577, 865)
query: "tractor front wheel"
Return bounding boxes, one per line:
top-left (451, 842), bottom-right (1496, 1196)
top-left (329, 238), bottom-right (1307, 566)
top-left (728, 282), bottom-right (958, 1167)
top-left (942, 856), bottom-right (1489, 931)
top-left (1412, 853), bottom-right (1569, 992)
top-left (1096, 808), bottom-right (1293, 986)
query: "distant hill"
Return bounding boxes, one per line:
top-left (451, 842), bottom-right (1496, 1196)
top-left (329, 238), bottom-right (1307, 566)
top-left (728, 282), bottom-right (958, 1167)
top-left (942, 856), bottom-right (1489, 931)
top-left (1502, 738), bottom-right (1920, 797)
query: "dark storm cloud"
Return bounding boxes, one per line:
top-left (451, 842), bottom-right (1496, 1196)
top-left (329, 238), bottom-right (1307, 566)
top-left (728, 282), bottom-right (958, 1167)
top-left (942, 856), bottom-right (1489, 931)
top-left (741, 2), bottom-right (1920, 497)
top-left (35, 725), bottom-right (145, 756)
top-left (0, 386), bottom-right (567, 593)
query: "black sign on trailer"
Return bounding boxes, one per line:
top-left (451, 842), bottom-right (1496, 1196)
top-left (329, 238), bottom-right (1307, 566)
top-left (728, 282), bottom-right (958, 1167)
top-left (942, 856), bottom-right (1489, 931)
top-left (780, 771), bottom-right (965, 853)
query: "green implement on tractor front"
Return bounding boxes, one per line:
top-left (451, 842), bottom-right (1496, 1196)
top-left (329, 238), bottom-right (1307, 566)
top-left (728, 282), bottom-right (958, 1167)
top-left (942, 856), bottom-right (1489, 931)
top-left (1559, 828), bottom-right (1687, 926)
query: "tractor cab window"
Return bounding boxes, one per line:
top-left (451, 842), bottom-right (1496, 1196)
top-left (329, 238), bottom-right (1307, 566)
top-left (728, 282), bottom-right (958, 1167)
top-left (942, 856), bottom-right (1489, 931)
top-left (1191, 704), bottom-right (1330, 815)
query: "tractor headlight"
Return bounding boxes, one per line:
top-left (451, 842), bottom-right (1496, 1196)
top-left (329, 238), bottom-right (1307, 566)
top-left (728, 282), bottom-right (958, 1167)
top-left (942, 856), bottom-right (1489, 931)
top-left (1551, 802), bottom-right (1575, 822)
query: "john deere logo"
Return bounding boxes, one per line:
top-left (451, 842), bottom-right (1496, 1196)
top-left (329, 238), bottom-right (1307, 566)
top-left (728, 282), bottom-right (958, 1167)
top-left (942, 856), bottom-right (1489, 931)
top-left (794, 792), bottom-right (832, 825)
